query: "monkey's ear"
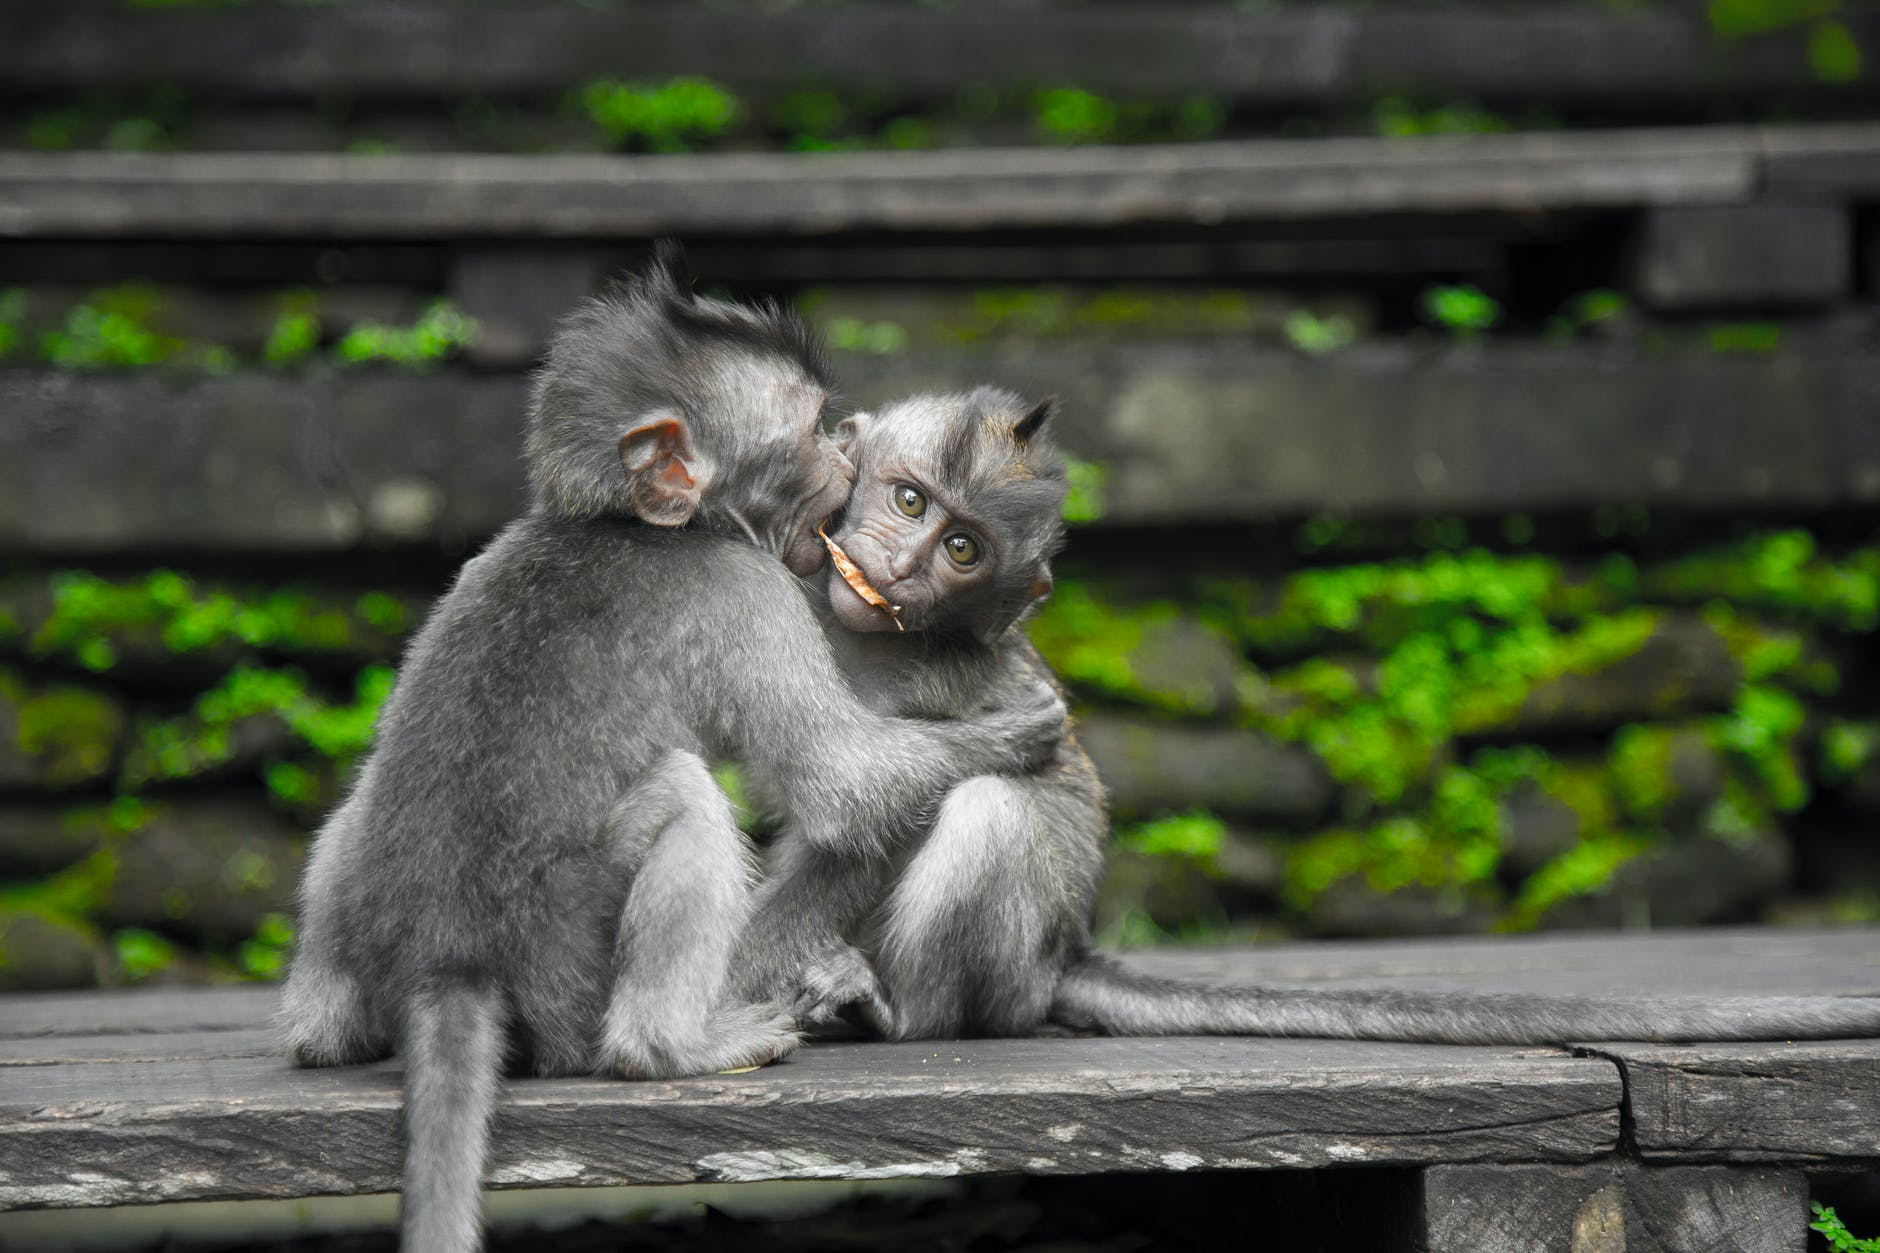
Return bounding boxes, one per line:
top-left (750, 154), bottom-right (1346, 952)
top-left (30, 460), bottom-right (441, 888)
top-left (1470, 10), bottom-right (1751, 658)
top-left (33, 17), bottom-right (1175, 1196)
top-left (833, 412), bottom-right (871, 455)
top-left (1027, 574), bottom-right (1054, 603)
top-left (618, 414), bottom-right (709, 527)
top-left (1013, 396), bottom-right (1058, 444)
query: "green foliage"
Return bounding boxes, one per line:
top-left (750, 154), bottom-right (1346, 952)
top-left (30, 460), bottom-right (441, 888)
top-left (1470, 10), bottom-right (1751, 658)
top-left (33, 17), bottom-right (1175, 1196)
top-left (40, 286), bottom-right (233, 373)
top-left (1820, 720), bottom-right (1876, 782)
top-left (6, 674), bottom-right (123, 787)
top-left (1283, 311), bottom-right (1358, 356)
top-left (932, 287), bottom-right (1262, 343)
top-left (236, 912), bottom-right (294, 980)
top-left (1419, 285), bottom-right (1500, 338)
top-left (1545, 289), bottom-right (1630, 343)
top-left (0, 288), bottom-right (25, 360)
top-left (1034, 88), bottom-right (1121, 144)
top-left (332, 300), bottom-right (478, 369)
top-left (1707, 321), bottom-right (1783, 354)
top-left (1118, 812), bottom-right (1226, 862)
top-left (1810, 19), bottom-right (1864, 82)
top-left (1710, 0), bottom-right (1838, 37)
top-left (1645, 531), bottom-right (1879, 630)
top-left (1372, 97), bottom-right (1511, 138)
top-left (578, 77), bottom-right (739, 151)
top-left (1812, 1203), bottom-right (1880, 1253)
top-left (1061, 459), bottom-right (1110, 524)
top-left (27, 569), bottom-right (403, 672)
top-left (824, 316), bottom-right (908, 355)
top-left (1031, 88), bottom-right (1224, 146)
top-left (263, 304), bottom-right (322, 368)
top-left (113, 927), bottom-right (178, 981)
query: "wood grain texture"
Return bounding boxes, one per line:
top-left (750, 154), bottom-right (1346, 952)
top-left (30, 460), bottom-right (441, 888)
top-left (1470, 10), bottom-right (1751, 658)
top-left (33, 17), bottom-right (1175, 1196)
top-left (1422, 1163), bottom-right (1807, 1253)
top-left (6, 2), bottom-right (1876, 106)
top-left (0, 125), bottom-right (1814, 240)
top-left (0, 1036), bottom-right (1617, 1209)
top-left (1580, 1040), bottom-right (1880, 1164)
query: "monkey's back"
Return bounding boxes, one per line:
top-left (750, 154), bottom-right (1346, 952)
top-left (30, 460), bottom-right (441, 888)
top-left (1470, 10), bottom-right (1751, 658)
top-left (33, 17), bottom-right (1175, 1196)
top-left (327, 514), bottom-right (807, 1030)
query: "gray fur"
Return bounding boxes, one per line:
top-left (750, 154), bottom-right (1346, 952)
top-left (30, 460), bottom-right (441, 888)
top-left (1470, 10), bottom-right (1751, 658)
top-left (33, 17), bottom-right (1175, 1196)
top-left (280, 261), bottom-right (1064, 1253)
top-left (736, 387), bottom-right (1880, 1047)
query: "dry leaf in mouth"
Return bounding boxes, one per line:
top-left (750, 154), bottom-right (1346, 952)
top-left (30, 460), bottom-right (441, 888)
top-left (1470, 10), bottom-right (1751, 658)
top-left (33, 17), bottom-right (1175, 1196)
top-left (819, 527), bottom-right (903, 630)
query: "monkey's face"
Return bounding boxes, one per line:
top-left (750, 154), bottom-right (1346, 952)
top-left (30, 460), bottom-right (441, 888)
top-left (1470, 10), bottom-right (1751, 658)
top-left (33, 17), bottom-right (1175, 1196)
top-left (694, 366), bottom-right (855, 579)
top-left (824, 393), bottom-right (1065, 643)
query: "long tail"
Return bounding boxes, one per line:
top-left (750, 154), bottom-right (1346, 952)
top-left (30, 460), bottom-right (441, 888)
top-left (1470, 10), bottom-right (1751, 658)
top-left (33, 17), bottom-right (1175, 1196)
top-left (1049, 952), bottom-right (1880, 1044)
top-left (401, 975), bottom-right (506, 1253)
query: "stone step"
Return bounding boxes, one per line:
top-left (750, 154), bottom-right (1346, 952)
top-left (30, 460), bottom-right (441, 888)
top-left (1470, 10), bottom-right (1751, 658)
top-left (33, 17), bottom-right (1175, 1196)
top-left (5, 341), bottom-right (1876, 552)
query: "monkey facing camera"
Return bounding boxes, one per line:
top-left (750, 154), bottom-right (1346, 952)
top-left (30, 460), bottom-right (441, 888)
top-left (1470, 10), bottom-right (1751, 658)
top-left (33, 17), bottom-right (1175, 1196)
top-left (732, 387), bottom-right (1880, 1051)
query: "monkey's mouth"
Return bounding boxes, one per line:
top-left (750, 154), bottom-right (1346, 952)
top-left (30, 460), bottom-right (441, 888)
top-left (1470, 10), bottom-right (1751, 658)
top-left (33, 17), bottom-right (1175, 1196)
top-left (820, 528), bottom-right (903, 630)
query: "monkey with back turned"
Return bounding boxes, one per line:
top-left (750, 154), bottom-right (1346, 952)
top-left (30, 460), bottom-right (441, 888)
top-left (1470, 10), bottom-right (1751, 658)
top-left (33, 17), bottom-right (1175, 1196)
top-left (734, 386), bottom-right (1880, 1045)
top-left (279, 253), bottom-right (1065, 1253)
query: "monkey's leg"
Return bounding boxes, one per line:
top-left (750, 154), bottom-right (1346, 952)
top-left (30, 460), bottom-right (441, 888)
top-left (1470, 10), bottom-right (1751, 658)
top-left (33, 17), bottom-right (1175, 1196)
top-left (872, 775), bottom-right (1070, 1041)
top-left (598, 751), bottom-right (799, 1079)
top-left (279, 796), bottom-right (392, 1067)
top-left (729, 833), bottom-right (894, 1028)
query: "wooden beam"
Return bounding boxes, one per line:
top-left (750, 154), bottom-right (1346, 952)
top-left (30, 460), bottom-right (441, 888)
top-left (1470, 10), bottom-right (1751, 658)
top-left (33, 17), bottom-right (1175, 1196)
top-left (2, 125), bottom-right (1827, 240)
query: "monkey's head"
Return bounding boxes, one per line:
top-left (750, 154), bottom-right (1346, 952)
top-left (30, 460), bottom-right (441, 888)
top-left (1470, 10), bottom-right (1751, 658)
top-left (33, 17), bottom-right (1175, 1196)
top-left (526, 241), bottom-right (852, 577)
top-left (825, 387), bottom-right (1067, 645)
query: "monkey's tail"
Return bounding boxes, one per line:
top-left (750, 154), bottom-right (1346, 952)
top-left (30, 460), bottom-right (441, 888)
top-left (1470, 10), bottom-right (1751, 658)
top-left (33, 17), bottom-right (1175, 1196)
top-left (400, 974), bottom-right (506, 1253)
top-left (1048, 951), bottom-right (1880, 1044)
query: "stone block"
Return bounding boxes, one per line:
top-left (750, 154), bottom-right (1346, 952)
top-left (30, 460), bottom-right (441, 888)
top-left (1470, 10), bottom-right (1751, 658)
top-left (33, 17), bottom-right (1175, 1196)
top-left (1634, 205), bottom-right (1851, 310)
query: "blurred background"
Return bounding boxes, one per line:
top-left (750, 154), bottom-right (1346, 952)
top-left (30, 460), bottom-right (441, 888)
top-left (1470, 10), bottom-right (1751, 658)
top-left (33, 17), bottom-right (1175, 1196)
top-left (1, 0), bottom-right (1878, 996)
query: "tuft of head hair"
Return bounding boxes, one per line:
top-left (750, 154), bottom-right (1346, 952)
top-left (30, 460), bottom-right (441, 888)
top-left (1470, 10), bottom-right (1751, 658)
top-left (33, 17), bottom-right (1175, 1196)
top-left (927, 386), bottom-right (1069, 642)
top-left (524, 240), bottom-right (831, 519)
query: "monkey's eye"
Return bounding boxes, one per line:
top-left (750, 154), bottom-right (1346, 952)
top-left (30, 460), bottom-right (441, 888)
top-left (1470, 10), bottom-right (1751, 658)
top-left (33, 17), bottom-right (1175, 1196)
top-left (943, 533), bottom-right (981, 567)
top-left (893, 485), bottom-right (927, 518)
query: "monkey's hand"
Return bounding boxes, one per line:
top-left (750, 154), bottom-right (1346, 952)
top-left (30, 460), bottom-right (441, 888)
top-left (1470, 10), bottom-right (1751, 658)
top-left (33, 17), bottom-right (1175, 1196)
top-left (965, 676), bottom-right (1068, 774)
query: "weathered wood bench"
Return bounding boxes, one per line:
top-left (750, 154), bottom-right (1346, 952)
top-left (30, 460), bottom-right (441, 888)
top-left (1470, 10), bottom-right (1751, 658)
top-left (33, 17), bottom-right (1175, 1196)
top-left (4, 927), bottom-right (1875, 1251)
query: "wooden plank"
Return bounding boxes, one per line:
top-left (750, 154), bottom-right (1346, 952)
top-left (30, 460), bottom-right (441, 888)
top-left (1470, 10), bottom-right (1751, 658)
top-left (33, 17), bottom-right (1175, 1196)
top-left (1582, 1040), bottom-right (1880, 1164)
top-left (5, 3), bottom-right (1875, 107)
top-left (0, 985), bottom-right (275, 1041)
top-left (0, 126), bottom-right (1798, 241)
top-left (1121, 927), bottom-right (1880, 1000)
top-left (0, 1036), bottom-right (1618, 1208)
top-left (0, 1028), bottom-right (279, 1067)
top-left (1422, 1163), bottom-right (1808, 1253)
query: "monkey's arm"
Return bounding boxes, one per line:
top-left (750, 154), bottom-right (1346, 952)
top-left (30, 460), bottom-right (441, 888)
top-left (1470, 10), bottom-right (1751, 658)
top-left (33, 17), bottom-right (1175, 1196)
top-left (716, 575), bottom-right (1065, 857)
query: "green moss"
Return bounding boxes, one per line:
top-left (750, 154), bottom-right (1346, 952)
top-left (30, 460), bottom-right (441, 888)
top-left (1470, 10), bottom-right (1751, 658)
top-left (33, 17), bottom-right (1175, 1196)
top-left (236, 911), bottom-right (294, 981)
top-left (577, 77), bottom-right (739, 151)
top-left (1500, 830), bottom-right (1654, 931)
top-left (39, 285), bottom-right (231, 373)
top-left (1117, 812), bottom-right (1227, 863)
top-left (1373, 97), bottom-right (1511, 138)
top-left (25, 569), bottom-right (408, 671)
top-left (1706, 321), bottom-right (1783, 354)
top-left (113, 927), bottom-right (178, 981)
top-left (333, 300), bottom-right (478, 369)
top-left (125, 663), bottom-right (393, 787)
top-left (1820, 720), bottom-right (1876, 782)
top-left (1061, 459), bottom-right (1109, 524)
top-left (1710, 684), bottom-right (1810, 814)
top-left (1419, 284), bottom-right (1500, 338)
top-left (12, 682), bottom-right (123, 786)
top-left (1, 847), bottom-right (121, 921)
top-left (1646, 532), bottom-right (1878, 630)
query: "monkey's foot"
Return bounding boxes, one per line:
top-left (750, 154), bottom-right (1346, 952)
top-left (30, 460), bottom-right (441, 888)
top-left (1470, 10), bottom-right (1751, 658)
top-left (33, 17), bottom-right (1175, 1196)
top-left (608, 1003), bottom-right (800, 1081)
top-left (794, 944), bottom-right (896, 1039)
top-left (278, 969), bottom-right (391, 1067)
